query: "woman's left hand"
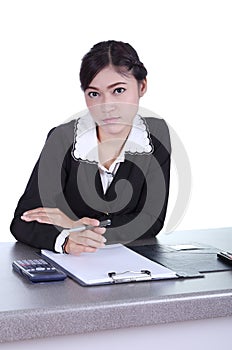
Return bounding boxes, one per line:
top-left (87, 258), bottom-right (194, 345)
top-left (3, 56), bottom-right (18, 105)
top-left (21, 207), bottom-right (75, 228)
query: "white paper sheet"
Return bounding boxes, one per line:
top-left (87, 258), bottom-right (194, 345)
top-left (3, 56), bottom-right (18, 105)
top-left (41, 244), bottom-right (177, 285)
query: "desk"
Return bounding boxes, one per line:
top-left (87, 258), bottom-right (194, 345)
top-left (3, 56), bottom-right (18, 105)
top-left (1, 227), bottom-right (232, 349)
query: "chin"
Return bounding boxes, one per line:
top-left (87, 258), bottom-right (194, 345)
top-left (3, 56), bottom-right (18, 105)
top-left (101, 123), bottom-right (129, 136)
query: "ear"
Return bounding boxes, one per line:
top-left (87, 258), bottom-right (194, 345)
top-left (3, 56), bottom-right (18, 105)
top-left (138, 79), bottom-right (147, 97)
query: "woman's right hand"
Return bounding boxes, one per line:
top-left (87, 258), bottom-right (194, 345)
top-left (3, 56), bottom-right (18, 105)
top-left (64, 217), bottom-right (107, 255)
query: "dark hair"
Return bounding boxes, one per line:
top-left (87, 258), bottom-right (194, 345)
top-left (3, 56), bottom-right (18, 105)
top-left (79, 40), bottom-right (148, 91)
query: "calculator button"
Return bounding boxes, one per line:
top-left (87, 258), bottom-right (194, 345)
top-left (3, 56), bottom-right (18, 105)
top-left (34, 260), bottom-right (41, 264)
top-left (22, 260), bottom-right (30, 265)
top-left (35, 267), bottom-right (46, 271)
top-left (39, 259), bottom-right (48, 264)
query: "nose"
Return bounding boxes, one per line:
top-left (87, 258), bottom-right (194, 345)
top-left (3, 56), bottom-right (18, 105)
top-left (101, 102), bottom-right (116, 114)
top-left (100, 95), bottom-right (116, 114)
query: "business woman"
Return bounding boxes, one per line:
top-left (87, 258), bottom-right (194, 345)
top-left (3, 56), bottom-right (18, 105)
top-left (10, 40), bottom-right (171, 255)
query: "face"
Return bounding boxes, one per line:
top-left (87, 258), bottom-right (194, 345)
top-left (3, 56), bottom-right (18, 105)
top-left (84, 65), bottom-right (147, 140)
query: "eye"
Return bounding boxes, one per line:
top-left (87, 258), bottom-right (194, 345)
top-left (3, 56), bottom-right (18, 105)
top-left (88, 91), bottom-right (99, 98)
top-left (113, 87), bottom-right (126, 95)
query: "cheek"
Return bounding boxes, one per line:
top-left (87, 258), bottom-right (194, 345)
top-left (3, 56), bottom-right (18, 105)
top-left (85, 97), bottom-right (100, 117)
top-left (118, 101), bottom-right (139, 120)
top-left (124, 91), bottom-right (140, 104)
top-left (85, 96), bottom-right (94, 109)
top-left (87, 104), bottom-right (104, 123)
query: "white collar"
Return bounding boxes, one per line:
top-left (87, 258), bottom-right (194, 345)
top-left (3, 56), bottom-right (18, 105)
top-left (72, 112), bottom-right (154, 164)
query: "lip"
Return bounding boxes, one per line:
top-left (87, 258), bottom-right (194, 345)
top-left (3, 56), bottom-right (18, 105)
top-left (102, 117), bottom-right (121, 124)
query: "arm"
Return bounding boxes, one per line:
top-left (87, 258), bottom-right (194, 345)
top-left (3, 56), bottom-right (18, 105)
top-left (10, 121), bottom-right (106, 253)
top-left (10, 125), bottom-right (71, 250)
top-left (10, 158), bottom-right (63, 250)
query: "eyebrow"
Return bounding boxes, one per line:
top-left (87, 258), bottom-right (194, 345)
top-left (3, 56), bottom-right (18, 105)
top-left (86, 82), bottom-right (127, 91)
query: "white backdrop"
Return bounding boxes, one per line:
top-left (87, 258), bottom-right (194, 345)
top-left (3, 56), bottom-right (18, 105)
top-left (1, 0), bottom-right (232, 242)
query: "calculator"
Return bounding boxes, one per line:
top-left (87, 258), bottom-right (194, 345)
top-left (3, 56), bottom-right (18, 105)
top-left (12, 258), bottom-right (67, 283)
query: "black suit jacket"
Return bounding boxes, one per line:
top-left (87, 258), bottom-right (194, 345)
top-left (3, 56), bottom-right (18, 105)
top-left (10, 116), bottom-right (171, 251)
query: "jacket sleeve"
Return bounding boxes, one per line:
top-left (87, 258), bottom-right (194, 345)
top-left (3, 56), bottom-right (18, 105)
top-left (10, 123), bottom-right (74, 250)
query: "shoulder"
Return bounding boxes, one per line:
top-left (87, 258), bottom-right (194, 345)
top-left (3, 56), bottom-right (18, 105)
top-left (46, 119), bottom-right (76, 139)
top-left (42, 119), bottom-right (77, 155)
top-left (144, 116), bottom-right (169, 135)
top-left (143, 116), bottom-right (171, 153)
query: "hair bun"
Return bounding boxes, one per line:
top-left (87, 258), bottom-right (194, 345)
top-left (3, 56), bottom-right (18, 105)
top-left (133, 60), bottom-right (142, 66)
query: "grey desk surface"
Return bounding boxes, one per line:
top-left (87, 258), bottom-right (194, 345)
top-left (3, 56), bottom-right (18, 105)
top-left (1, 227), bottom-right (232, 343)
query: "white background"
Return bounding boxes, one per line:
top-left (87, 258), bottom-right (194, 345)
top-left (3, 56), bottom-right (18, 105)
top-left (0, 0), bottom-right (232, 242)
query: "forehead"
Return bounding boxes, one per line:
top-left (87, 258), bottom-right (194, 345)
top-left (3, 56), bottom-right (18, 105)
top-left (88, 66), bottom-right (136, 89)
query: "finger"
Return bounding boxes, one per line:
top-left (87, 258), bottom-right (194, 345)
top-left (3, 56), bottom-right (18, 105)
top-left (74, 229), bottom-right (106, 243)
top-left (23, 207), bottom-right (61, 216)
top-left (21, 209), bottom-right (62, 221)
top-left (69, 236), bottom-right (106, 249)
top-left (21, 217), bottom-right (52, 224)
top-left (93, 227), bottom-right (106, 235)
top-left (77, 217), bottom-right (100, 227)
top-left (21, 212), bottom-right (50, 219)
top-left (65, 240), bottom-right (97, 255)
top-left (22, 207), bottom-right (47, 215)
top-left (21, 213), bottom-right (53, 224)
top-left (69, 232), bottom-right (106, 248)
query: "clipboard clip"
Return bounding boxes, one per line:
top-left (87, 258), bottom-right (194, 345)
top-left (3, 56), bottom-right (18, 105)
top-left (108, 270), bottom-right (152, 283)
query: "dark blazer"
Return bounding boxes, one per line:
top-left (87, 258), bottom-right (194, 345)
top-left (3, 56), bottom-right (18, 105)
top-left (10, 116), bottom-right (171, 251)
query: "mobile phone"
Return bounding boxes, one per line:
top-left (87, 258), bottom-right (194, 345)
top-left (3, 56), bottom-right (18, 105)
top-left (12, 258), bottom-right (67, 283)
top-left (217, 251), bottom-right (232, 265)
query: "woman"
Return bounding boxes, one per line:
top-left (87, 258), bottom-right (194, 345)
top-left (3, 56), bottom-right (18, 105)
top-left (10, 40), bottom-right (171, 255)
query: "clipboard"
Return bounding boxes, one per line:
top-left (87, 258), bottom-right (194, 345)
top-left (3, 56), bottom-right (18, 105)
top-left (41, 244), bottom-right (178, 286)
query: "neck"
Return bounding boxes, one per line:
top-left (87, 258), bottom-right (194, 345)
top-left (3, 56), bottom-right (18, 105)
top-left (97, 134), bottom-right (130, 170)
top-left (97, 124), bottom-right (132, 143)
